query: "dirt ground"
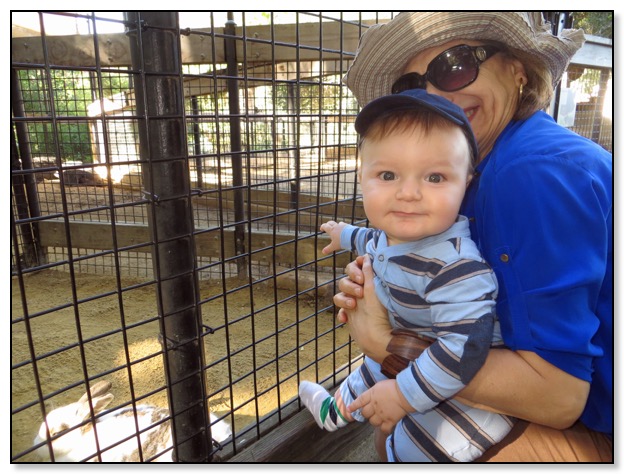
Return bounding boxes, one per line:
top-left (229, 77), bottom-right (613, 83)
top-left (11, 269), bottom-right (353, 462)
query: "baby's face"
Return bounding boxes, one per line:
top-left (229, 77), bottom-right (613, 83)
top-left (358, 125), bottom-right (472, 246)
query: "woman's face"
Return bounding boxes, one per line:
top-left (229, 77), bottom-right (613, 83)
top-left (403, 39), bottom-right (526, 160)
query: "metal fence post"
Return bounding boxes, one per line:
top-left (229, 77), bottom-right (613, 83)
top-left (11, 69), bottom-right (46, 268)
top-left (191, 97), bottom-right (205, 189)
top-left (124, 11), bottom-right (212, 462)
top-left (224, 12), bottom-right (248, 278)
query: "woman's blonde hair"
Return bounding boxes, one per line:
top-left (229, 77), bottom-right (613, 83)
top-left (488, 41), bottom-right (555, 120)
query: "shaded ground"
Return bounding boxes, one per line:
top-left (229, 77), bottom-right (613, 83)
top-left (12, 269), bottom-right (353, 461)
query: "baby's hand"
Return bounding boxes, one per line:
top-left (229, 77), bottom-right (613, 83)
top-left (320, 221), bottom-right (346, 255)
top-left (348, 379), bottom-right (413, 435)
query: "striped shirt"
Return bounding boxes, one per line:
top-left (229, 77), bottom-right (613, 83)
top-left (340, 215), bottom-right (503, 413)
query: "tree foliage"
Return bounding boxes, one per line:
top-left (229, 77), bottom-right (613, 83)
top-left (573, 12), bottom-right (613, 39)
top-left (16, 68), bottom-right (130, 163)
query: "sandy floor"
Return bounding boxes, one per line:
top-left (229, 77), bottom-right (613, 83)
top-left (11, 269), bottom-right (353, 462)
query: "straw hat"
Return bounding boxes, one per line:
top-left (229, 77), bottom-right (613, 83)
top-left (344, 12), bottom-right (586, 107)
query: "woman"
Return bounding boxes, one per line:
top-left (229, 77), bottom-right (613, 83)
top-left (336, 12), bottom-right (612, 462)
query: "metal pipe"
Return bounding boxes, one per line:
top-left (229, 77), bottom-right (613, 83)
top-left (11, 68), bottom-right (46, 268)
top-left (10, 127), bottom-right (38, 269)
top-left (124, 11), bottom-right (211, 463)
top-left (191, 97), bottom-right (204, 189)
top-left (286, 82), bottom-right (300, 210)
top-left (224, 12), bottom-right (247, 278)
top-left (591, 69), bottom-right (610, 143)
top-left (546, 12), bottom-right (568, 123)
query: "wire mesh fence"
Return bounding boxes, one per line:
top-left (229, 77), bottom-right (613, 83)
top-left (11, 11), bottom-right (612, 463)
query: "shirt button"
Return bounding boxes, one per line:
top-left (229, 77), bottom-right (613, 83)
top-left (378, 255), bottom-right (385, 262)
top-left (500, 253), bottom-right (510, 263)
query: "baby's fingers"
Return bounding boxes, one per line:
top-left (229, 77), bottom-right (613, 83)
top-left (320, 221), bottom-right (337, 233)
top-left (348, 390), bottom-right (371, 414)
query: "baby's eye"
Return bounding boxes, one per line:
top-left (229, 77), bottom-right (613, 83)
top-left (426, 173), bottom-right (444, 183)
top-left (379, 171), bottom-right (396, 181)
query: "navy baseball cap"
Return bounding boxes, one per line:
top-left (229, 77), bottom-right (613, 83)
top-left (354, 88), bottom-right (479, 161)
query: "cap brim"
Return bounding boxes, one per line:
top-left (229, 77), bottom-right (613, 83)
top-left (354, 90), bottom-right (479, 161)
top-left (355, 94), bottom-right (464, 135)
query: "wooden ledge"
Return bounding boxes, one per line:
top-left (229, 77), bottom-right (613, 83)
top-left (228, 407), bottom-right (376, 463)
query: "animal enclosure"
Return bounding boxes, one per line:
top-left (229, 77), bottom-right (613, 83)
top-left (11, 11), bottom-right (612, 463)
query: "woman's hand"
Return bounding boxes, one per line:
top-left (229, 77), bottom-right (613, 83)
top-left (334, 255), bottom-right (393, 364)
top-left (334, 255), bottom-right (366, 323)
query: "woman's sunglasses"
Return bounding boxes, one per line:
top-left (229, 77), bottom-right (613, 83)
top-left (391, 44), bottom-right (501, 94)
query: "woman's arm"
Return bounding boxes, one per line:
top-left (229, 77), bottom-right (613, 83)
top-left (455, 348), bottom-right (590, 429)
top-left (335, 256), bottom-right (590, 429)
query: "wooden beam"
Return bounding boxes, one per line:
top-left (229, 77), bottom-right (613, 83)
top-left (113, 179), bottom-right (366, 228)
top-left (182, 59), bottom-right (353, 97)
top-left (37, 219), bottom-right (355, 269)
top-left (12, 32), bottom-right (135, 67)
top-left (570, 34), bottom-right (613, 69)
top-left (12, 20), bottom-right (381, 67)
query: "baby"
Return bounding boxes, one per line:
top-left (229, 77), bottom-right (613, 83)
top-left (299, 89), bottom-right (515, 462)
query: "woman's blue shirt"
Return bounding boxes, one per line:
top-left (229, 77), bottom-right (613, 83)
top-left (461, 111), bottom-right (612, 435)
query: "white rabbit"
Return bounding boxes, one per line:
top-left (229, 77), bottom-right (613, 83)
top-left (33, 380), bottom-right (232, 462)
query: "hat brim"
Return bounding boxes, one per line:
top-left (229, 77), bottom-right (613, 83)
top-left (344, 12), bottom-right (585, 107)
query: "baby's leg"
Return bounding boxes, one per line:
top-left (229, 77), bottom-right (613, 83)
top-left (388, 399), bottom-right (516, 462)
top-left (299, 381), bottom-right (353, 431)
top-left (299, 356), bottom-right (387, 431)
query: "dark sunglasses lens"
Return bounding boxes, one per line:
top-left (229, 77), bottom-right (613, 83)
top-left (429, 48), bottom-right (479, 92)
top-left (391, 72), bottom-right (426, 94)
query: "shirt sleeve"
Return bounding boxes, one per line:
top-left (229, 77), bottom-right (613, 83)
top-left (339, 224), bottom-right (379, 256)
top-left (395, 259), bottom-right (498, 412)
